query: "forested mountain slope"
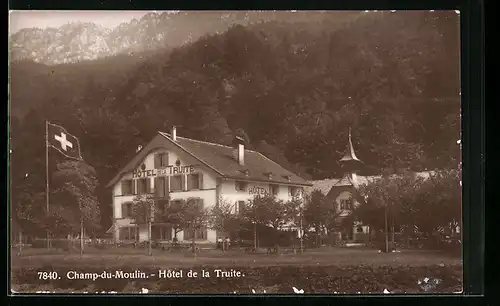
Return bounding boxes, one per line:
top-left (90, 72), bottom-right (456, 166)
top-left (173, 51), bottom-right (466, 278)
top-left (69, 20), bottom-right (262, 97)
top-left (9, 11), bottom-right (461, 232)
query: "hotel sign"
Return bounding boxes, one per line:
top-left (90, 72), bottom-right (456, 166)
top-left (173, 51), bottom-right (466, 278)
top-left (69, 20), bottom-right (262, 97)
top-left (248, 186), bottom-right (272, 196)
top-left (132, 165), bottom-right (195, 179)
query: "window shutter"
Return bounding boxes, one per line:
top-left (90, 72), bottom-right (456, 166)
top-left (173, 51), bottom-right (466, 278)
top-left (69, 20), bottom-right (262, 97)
top-left (154, 178), bottom-right (160, 197)
top-left (121, 181), bottom-right (127, 195)
top-left (165, 153), bottom-right (169, 167)
top-left (166, 176), bottom-right (170, 194)
top-left (137, 180), bottom-right (143, 194)
top-left (161, 177), bottom-right (166, 198)
top-left (182, 175), bottom-right (187, 191)
top-left (122, 203), bottom-right (127, 218)
top-left (153, 177), bottom-right (160, 198)
top-left (147, 178), bottom-right (152, 193)
top-left (154, 153), bottom-right (160, 168)
top-left (198, 198), bottom-right (204, 210)
top-left (198, 173), bottom-right (204, 190)
top-left (132, 180), bottom-right (137, 195)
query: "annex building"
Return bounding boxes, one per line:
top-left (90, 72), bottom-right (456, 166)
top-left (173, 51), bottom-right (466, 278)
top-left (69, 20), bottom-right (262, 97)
top-left (306, 130), bottom-right (438, 242)
top-left (107, 127), bottom-right (311, 244)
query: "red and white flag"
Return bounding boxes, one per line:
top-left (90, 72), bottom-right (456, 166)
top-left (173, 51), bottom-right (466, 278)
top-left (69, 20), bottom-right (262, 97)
top-left (47, 122), bottom-right (82, 160)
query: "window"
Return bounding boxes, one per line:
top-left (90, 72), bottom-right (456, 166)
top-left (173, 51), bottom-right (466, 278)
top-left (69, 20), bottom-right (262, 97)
top-left (154, 152), bottom-right (169, 168)
top-left (119, 226), bottom-right (138, 241)
top-left (340, 199), bottom-right (353, 210)
top-left (137, 178), bottom-right (150, 194)
top-left (189, 198), bottom-right (204, 211)
top-left (155, 177), bottom-right (168, 198)
top-left (270, 184), bottom-right (279, 196)
top-left (184, 226), bottom-right (208, 240)
top-left (152, 225), bottom-right (172, 241)
top-left (121, 202), bottom-right (133, 218)
top-left (237, 201), bottom-right (245, 215)
top-left (235, 181), bottom-right (247, 192)
top-left (170, 200), bottom-right (183, 207)
top-left (187, 173), bottom-right (201, 190)
top-left (121, 180), bottom-right (134, 195)
top-left (170, 175), bottom-right (183, 192)
top-left (289, 186), bottom-right (298, 197)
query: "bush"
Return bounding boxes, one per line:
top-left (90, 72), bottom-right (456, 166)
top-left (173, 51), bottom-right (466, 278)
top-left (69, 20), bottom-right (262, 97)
top-left (31, 240), bottom-right (46, 248)
top-left (31, 239), bottom-right (77, 251)
top-left (93, 243), bottom-right (107, 250)
top-left (51, 239), bottom-right (77, 251)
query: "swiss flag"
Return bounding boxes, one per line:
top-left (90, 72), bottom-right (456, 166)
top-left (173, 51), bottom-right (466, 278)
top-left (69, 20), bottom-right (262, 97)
top-left (47, 122), bottom-right (82, 160)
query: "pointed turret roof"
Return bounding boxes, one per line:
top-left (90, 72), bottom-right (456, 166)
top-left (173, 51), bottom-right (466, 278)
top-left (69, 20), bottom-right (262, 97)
top-left (339, 127), bottom-right (362, 163)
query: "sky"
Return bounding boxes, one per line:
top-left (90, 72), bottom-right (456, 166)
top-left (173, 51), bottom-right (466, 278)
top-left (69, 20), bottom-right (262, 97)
top-left (8, 11), bottom-right (176, 34)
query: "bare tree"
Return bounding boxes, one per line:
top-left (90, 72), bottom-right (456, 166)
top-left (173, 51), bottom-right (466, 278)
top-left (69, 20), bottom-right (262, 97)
top-left (183, 197), bottom-right (210, 257)
top-left (131, 194), bottom-right (157, 256)
top-left (208, 197), bottom-right (242, 250)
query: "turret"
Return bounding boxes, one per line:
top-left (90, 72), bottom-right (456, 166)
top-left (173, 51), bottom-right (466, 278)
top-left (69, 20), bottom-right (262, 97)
top-left (339, 127), bottom-right (362, 181)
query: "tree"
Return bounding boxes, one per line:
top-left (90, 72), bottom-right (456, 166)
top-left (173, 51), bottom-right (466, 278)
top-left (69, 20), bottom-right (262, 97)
top-left (303, 190), bottom-right (340, 245)
top-left (354, 170), bottom-right (461, 251)
top-left (234, 128), bottom-right (251, 146)
top-left (47, 160), bottom-right (100, 255)
top-left (160, 199), bottom-right (188, 240)
top-left (243, 194), bottom-right (288, 251)
top-left (10, 109), bottom-right (47, 238)
top-left (50, 160), bottom-right (101, 237)
top-left (11, 184), bottom-right (46, 239)
top-left (411, 170), bottom-right (461, 237)
top-left (355, 173), bottom-right (422, 252)
top-left (209, 197), bottom-right (242, 247)
top-left (130, 194), bottom-right (159, 225)
top-left (130, 193), bottom-right (158, 255)
top-left (283, 196), bottom-right (306, 252)
top-left (183, 198), bottom-right (210, 256)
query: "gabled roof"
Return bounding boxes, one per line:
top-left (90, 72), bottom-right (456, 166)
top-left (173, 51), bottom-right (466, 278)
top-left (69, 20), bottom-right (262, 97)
top-left (307, 171), bottom-right (438, 195)
top-left (304, 178), bottom-right (343, 195)
top-left (107, 131), bottom-right (312, 187)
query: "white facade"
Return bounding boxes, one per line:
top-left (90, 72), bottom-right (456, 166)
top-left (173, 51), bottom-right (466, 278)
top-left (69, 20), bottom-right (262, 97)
top-left (333, 191), bottom-right (369, 239)
top-left (111, 147), bottom-right (305, 244)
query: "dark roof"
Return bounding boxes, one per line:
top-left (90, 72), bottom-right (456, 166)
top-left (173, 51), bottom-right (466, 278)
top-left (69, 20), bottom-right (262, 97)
top-left (339, 127), bottom-right (362, 163)
top-left (107, 132), bottom-right (311, 187)
top-left (306, 171), bottom-right (439, 195)
top-left (304, 178), bottom-right (343, 195)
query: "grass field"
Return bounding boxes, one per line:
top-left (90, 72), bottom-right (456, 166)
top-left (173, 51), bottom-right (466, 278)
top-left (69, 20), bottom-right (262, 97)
top-left (11, 246), bottom-right (461, 268)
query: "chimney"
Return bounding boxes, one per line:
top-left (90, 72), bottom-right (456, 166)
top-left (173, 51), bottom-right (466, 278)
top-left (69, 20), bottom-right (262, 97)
top-left (238, 143), bottom-right (244, 165)
top-left (233, 136), bottom-right (245, 166)
top-left (171, 126), bottom-right (177, 141)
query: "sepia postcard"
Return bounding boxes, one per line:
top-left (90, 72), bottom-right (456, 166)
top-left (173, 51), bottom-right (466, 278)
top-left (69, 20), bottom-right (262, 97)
top-left (9, 10), bottom-right (463, 295)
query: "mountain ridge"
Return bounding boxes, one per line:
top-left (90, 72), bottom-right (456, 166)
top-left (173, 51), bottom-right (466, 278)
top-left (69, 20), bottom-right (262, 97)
top-left (9, 11), bottom-right (364, 65)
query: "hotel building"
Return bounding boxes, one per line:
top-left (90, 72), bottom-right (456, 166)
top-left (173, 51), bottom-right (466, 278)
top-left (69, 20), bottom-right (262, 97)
top-left (106, 127), bottom-right (311, 244)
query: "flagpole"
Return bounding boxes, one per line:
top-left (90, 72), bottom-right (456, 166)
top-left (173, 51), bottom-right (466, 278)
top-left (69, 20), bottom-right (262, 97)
top-left (45, 120), bottom-right (50, 249)
top-left (80, 214), bottom-right (84, 257)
